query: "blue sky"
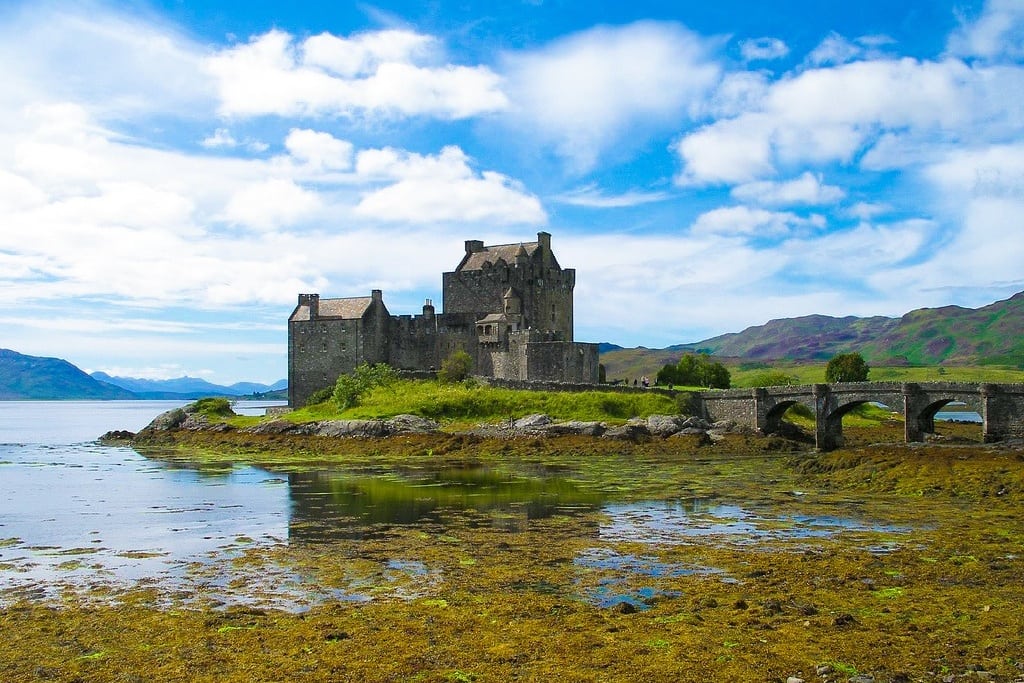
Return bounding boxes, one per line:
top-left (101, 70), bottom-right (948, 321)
top-left (1, 0), bottom-right (1022, 384)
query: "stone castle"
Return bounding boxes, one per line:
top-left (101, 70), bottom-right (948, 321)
top-left (288, 232), bottom-right (600, 406)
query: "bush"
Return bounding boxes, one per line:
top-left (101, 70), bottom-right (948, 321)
top-left (191, 397), bottom-right (233, 417)
top-left (826, 352), bottom-right (870, 383)
top-left (333, 363), bottom-right (398, 410)
top-left (438, 349), bottom-right (473, 384)
top-left (306, 386), bottom-right (334, 406)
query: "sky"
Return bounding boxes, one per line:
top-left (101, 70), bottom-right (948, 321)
top-left (1, 0), bottom-right (1023, 384)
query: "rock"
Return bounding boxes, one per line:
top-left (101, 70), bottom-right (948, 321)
top-left (602, 424), bottom-right (651, 442)
top-left (786, 677), bottom-right (805, 683)
top-left (544, 421), bottom-right (606, 436)
top-left (315, 420), bottom-right (389, 438)
top-left (831, 613), bottom-right (856, 627)
top-left (815, 664), bottom-right (834, 676)
top-left (681, 415), bottom-right (710, 430)
top-left (98, 429), bottom-right (135, 442)
top-left (386, 414), bottom-right (439, 434)
top-left (711, 419), bottom-right (737, 431)
top-left (513, 414), bottom-right (552, 430)
top-left (143, 407), bottom-right (188, 431)
top-left (646, 414), bottom-right (686, 437)
top-left (613, 601), bottom-right (637, 614)
top-left (848, 676), bottom-right (874, 683)
top-left (706, 429), bottom-right (729, 442)
top-left (245, 419), bottom-right (303, 435)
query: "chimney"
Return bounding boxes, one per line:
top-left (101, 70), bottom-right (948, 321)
top-left (299, 293), bottom-right (319, 319)
top-left (465, 239), bottom-right (485, 254)
top-left (422, 298), bottom-right (435, 319)
top-left (371, 289), bottom-right (383, 303)
top-left (536, 231), bottom-right (552, 260)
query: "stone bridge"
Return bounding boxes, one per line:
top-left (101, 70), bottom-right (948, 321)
top-left (699, 382), bottom-right (1024, 451)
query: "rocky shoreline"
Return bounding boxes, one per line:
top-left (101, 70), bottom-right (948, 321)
top-left (102, 401), bottom-right (768, 445)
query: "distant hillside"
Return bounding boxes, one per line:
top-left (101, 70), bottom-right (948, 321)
top-left (0, 349), bottom-right (134, 400)
top-left (600, 291), bottom-right (1024, 380)
top-left (91, 373), bottom-right (287, 399)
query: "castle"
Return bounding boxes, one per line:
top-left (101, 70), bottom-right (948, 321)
top-left (287, 232), bottom-right (600, 406)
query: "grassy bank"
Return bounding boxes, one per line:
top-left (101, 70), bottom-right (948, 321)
top-left (285, 379), bottom-right (683, 428)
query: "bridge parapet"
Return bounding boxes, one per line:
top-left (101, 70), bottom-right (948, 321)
top-left (698, 381), bottom-right (1024, 450)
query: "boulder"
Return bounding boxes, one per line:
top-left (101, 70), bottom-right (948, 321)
top-left (646, 414), bottom-right (686, 437)
top-left (513, 414), bottom-right (552, 430)
top-left (315, 420), bottom-right (389, 438)
top-left (386, 414), bottom-right (439, 434)
top-left (544, 421), bottom-right (606, 436)
top-left (602, 423), bottom-right (652, 442)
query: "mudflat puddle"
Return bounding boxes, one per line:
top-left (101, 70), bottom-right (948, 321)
top-left (0, 443), bottom-right (917, 610)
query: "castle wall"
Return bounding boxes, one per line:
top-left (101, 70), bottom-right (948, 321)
top-left (524, 340), bottom-right (600, 383)
top-left (388, 315), bottom-right (439, 371)
top-left (288, 319), bottom-right (362, 407)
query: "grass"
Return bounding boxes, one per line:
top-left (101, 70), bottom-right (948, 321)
top-left (284, 379), bottom-right (682, 428)
top-left (728, 363), bottom-right (1023, 388)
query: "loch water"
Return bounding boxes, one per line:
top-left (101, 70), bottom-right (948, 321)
top-left (1, 400), bottom-right (915, 610)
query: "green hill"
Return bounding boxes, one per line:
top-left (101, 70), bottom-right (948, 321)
top-left (601, 291), bottom-right (1024, 381)
top-left (0, 349), bottom-right (134, 400)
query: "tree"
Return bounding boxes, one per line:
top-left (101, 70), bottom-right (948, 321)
top-left (658, 353), bottom-right (730, 389)
top-left (437, 349), bottom-right (473, 384)
top-left (825, 352), bottom-right (870, 383)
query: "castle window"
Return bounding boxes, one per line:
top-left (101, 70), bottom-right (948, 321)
top-left (551, 304), bottom-right (556, 322)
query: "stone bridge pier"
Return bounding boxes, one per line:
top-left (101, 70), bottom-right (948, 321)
top-left (700, 381), bottom-right (1024, 451)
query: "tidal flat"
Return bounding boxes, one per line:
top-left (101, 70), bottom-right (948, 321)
top-left (3, 424), bottom-right (1023, 682)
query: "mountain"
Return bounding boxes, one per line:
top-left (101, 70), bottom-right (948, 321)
top-left (600, 291), bottom-right (1024, 379)
top-left (90, 372), bottom-right (287, 399)
top-left (0, 349), bottom-right (135, 400)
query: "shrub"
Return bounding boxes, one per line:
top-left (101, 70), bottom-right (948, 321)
top-left (333, 363), bottom-right (398, 410)
top-left (438, 349), bottom-right (473, 384)
top-left (191, 397), bottom-right (234, 417)
top-left (306, 386), bottom-right (334, 406)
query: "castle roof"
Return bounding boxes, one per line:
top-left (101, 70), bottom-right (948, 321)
top-left (289, 296), bottom-right (373, 322)
top-left (460, 241), bottom-right (539, 271)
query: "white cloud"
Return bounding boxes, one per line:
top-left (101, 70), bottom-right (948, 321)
top-left (948, 0), bottom-right (1024, 61)
top-left (205, 29), bottom-right (508, 119)
top-left (676, 55), bottom-right (1016, 185)
top-left (0, 7), bottom-right (212, 117)
top-left (691, 205), bottom-right (825, 238)
top-left (502, 21), bottom-right (722, 171)
top-left (222, 178), bottom-right (323, 231)
top-left (675, 115), bottom-right (774, 184)
top-left (740, 37), bottom-right (789, 61)
top-left (284, 129), bottom-right (354, 170)
top-left (552, 184), bottom-right (671, 208)
top-left (353, 146), bottom-right (546, 225)
top-left (202, 128), bottom-right (237, 148)
top-left (731, 172), bottom-right (845, 205)
top-left (924, 142), bottom-right (1024, 198)
top-left (303, 29), bottom-right (435, 77)
top-left (807, 32), bottom-right (865, 66)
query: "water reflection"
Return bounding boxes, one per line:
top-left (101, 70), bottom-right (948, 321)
top-left (600, 499), bottom-right (912, 546)
top-left (287, 466), bottom-right (606, 542)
